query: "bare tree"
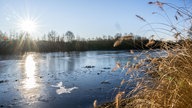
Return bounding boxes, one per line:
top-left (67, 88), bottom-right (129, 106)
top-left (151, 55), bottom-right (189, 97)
top-left (65, 31), bottom-right (75, 42)
top-left (47, 30), bottom-right (57, 42)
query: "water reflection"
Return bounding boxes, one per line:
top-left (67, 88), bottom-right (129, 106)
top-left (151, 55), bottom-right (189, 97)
top-left (24, 54), bottom-right (38, 89)
top-left (19, 54), bottom-right (42, 105)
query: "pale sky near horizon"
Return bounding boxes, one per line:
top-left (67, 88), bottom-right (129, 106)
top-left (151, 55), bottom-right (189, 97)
top-left (0, 0), bottom-right (191, 40)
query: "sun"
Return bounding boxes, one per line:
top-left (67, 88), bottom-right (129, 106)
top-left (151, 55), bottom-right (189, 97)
top-left (17, 16), bottom-right (38, 34)
top-left (20, 19), bottom-right (37, 33)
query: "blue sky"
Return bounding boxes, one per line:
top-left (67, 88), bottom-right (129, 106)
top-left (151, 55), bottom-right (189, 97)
top-left (0, 0), bottom-right (191, 39)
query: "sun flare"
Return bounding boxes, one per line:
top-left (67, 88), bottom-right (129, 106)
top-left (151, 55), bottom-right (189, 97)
top-left (17, 16), bottom-right (38, 34)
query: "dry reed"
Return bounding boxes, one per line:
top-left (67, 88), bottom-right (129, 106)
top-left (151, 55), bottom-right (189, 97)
top-left (97, 1), bottom-right (192, 108)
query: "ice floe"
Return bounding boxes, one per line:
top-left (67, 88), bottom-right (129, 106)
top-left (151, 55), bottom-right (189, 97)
top-left (51, 82), bottom-right (78, 94)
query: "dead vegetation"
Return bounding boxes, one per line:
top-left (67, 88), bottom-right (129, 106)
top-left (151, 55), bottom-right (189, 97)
top-left (97, 0), bottom-right (192, 108)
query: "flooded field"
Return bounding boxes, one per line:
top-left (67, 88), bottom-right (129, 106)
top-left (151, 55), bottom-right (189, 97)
top-left (0, 50), bottom-right (165, 108)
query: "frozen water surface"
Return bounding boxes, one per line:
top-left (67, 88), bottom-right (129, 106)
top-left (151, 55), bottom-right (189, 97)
top-left (0, 50), bottom-right (165, 108)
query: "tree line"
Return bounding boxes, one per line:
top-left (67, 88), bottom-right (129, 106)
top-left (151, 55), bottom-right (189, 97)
top-left (0, 30), bottom-right (162, 54)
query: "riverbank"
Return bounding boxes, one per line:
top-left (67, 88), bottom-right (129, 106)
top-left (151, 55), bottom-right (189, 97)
top-left (0, 34), bottom-right (163, 55)
top-left (97, 40), bottom-right (192, 108)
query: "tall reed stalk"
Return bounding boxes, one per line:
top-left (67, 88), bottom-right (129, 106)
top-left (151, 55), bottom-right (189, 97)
top-left (99, 1), bottom-right (192, 108)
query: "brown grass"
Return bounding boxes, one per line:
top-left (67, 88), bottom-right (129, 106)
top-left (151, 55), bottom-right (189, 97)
top-left (100, 40), bottom-right (192, 108)
top-left (93, 100), bottom-right (97, 108)
top-left (113, 35), bottom-right (133, 47)
top-left (115, 92), bottom-right (125, 108)
top-left (124, 40), bottom-right (192, 108)
top-left (97, 1), bottom-right (192, 108)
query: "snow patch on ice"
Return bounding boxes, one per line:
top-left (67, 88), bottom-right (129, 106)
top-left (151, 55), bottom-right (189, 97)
top-left (51, 82), bottom-right (78, 94)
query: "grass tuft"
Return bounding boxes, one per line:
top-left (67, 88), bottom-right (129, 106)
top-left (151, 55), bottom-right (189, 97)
top-left (126, 40), bottom-right (192, 108)
top-left (98, 0), bottom-right (192, 108)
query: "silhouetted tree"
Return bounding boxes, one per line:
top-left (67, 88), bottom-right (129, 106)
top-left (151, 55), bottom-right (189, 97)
top-left (65, 31), bottom-right (75, 42)
top-left (48, 30), bottom-right (57, 42)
